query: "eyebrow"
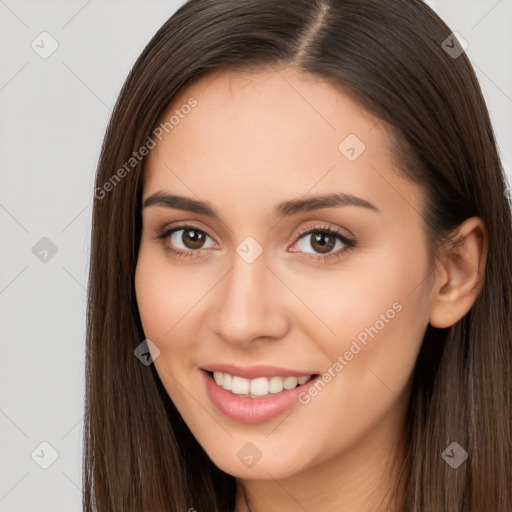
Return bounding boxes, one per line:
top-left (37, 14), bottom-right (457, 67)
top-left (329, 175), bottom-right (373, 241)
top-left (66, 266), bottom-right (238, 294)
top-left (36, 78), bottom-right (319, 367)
top-left (142, 190), bottom-right (380, 219)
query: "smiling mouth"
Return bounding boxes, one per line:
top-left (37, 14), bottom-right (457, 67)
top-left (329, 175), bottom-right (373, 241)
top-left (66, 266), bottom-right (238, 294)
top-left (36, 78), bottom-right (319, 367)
top-left (206, 370), bottom-right (319, 398)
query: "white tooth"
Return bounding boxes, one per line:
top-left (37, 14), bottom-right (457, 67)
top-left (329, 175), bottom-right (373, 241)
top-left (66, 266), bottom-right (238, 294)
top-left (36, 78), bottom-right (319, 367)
top-left (231, 376), bottom-right (250, 394)
top-left (250, 377), bottom-right (269, 396)
top-left (269, 376), bottom-right (285, 393)
top-left (222, 373), bottom-right (233, 391)
top-left (283, 376), bottom-right (298, 390)
top-left (218, 372), bottom-right (311, 396)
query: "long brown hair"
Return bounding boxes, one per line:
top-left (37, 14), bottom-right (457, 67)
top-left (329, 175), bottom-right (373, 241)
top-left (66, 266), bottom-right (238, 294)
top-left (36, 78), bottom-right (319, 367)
top-left (83, 0), bottom-right (512, 510)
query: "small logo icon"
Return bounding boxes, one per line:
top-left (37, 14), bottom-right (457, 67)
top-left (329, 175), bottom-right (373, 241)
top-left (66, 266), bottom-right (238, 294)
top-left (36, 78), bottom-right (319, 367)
top-left (32, 237), bottom-right (58, 263)
top-left (237, 442), bottom-right (262, 468)
top-left (441, 441), bottom-right (468, 468)
top-left (31, 31), bottom-right (59, 59)
top-left (505, 185), bottom-right (511, 203)
top-left (442, 32), bottom-right (468, 59)
top-left (236, 236), bottom-right (263, 264)
top-left (134, 339), bottom-right (161, 365)
top-left (338, 134), bottom-right (366, 161)
top-left (31, 441), bottom-right (59, 469)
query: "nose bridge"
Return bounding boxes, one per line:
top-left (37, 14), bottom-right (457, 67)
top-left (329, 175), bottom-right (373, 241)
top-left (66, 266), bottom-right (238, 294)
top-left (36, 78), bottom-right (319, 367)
top-left (212, 244), bottom-right (288, 345)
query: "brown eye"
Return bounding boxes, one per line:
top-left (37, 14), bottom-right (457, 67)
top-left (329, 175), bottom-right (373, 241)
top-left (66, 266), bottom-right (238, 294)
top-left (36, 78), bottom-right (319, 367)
top-left (309, 231), bottom-right (337, 254)
top-left (158, 226), bottom-right (218, 254)
top-left (293, 228), bottom-right (352, 256)
top-left (180, 228), bottom-right (207, 249)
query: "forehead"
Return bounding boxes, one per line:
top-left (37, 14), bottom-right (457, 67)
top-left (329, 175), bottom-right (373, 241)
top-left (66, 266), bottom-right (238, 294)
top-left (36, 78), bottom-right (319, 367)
top-left (142, 66), bottom-right (421, 225)
top-left (150, 65), bottom-right (385, 161)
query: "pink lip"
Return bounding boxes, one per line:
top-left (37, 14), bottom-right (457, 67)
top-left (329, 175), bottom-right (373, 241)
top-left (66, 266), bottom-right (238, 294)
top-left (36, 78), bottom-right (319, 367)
top-left (201, 363), bottom-right (316, 379)
top-left (201, 369), bottom-right (320, 424)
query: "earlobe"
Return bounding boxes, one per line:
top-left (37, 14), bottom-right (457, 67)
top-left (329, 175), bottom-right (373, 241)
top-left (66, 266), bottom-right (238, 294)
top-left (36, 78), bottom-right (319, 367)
top-left (429, 217), bottom-right (488, 328)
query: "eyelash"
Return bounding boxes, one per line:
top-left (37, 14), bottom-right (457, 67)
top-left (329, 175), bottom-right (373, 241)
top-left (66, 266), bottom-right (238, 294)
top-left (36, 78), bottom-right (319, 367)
top-left (153, 223), bottom-right (356, 263)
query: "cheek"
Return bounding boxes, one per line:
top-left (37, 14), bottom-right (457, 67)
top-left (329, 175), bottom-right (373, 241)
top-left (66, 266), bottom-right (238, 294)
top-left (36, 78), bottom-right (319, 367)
top-left (283, 233), bottom-right (431, 356)
top-left (134, 247), bottom-right (221, 403)
top-left (135, 248), bottom-right (205, 341)
top-left (286, 235), bottom-right (431, 413)
top-left (134, 251), bottom-right (207, 411)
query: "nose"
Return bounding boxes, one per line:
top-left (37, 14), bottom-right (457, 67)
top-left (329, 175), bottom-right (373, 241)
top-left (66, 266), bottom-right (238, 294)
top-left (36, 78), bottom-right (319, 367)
top-left (210, 249), bottom-right (290, 347)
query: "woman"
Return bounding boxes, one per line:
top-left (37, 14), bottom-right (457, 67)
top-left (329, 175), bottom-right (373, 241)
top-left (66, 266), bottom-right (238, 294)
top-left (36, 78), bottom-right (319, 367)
top-left (84, 0), bottom-right (512, 510)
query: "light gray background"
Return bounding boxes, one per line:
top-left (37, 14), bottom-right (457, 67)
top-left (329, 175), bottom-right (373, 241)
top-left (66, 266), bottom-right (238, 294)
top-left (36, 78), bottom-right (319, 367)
top-left (0, 1), bottom-right (510, 510)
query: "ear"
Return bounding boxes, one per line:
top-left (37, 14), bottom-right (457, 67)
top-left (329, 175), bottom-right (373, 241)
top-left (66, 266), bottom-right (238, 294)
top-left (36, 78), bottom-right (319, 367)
top-left (429, 217), bottom-right (488, 328)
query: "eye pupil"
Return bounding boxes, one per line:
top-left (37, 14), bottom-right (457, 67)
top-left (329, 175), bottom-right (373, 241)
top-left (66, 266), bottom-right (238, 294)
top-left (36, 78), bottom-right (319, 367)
top-left (183, 229), bottom-right (205, 249)
top-left (311, 231), bottom-right (336, 253)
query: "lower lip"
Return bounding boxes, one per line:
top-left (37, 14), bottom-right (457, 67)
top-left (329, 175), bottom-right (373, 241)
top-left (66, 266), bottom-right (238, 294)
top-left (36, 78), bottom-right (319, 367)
top-left (201, 369), bottom-right (319, 424)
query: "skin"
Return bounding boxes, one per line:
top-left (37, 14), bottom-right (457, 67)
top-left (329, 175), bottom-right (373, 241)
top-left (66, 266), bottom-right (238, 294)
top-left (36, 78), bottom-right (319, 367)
top-left (134, 65), bottom-right (487, 511)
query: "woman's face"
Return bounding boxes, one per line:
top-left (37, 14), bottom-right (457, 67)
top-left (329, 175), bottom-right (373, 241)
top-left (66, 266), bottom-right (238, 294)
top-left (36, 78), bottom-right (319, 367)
top-left (135, 66), bottom-right (434, 479)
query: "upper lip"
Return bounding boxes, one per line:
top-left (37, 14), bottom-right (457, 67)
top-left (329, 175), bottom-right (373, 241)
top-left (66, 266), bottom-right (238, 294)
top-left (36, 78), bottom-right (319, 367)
top-left (201, 363), bottom-right (318, 379)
